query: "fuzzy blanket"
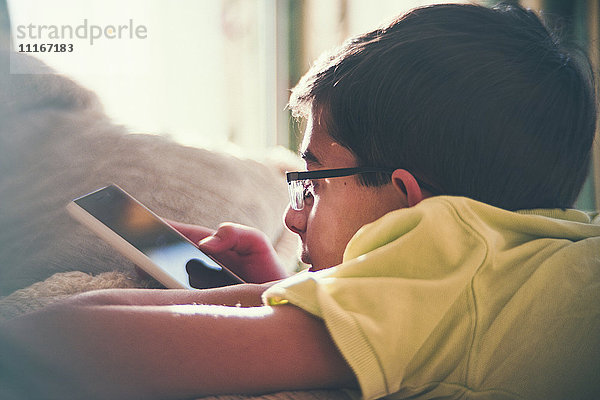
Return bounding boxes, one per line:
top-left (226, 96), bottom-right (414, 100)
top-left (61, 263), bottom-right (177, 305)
top-left (0, 51), bottom-right (353, 400)
top-left (0, 50), bottom-right (301, 299)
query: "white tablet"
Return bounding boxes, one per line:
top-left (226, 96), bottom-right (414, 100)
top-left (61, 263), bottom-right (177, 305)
top-left (67, 184), bottom-right (244, 289)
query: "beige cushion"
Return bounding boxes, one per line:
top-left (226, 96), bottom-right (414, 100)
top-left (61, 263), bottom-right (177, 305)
top-left (0, 51), bottom-right (301, 298)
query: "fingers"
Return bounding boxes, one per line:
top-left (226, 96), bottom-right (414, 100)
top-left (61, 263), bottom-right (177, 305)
top-left (196, 223), bottom-right (287, 283)
top-left (165, 220), bottom-right (273, 259)
top-left (165, 219), bottom-right (215, 244)
top-left (199, 223), bottom-right (271, 255)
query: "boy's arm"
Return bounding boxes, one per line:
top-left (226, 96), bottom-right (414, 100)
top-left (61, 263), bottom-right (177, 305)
top-left (69, 281), bottom-right (276, 308)
top-left (0, 285), bottom-right (357, 400)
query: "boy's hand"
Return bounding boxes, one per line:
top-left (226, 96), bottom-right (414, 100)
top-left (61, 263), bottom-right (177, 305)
top-left (167, 220), bottom-right (289, 284)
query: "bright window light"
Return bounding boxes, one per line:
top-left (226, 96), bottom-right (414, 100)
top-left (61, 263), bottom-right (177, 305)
top-left (8, 0), bottom-right (284, 151)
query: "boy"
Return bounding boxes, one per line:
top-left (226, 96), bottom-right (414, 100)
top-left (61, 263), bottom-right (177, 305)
top-left (1, 3), bottom-right (599, 400)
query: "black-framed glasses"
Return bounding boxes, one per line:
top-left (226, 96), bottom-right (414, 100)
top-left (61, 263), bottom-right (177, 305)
top-left (286, 167), bottom-right (394, 211)
top-left (286, 166), bottom-right (442, 210)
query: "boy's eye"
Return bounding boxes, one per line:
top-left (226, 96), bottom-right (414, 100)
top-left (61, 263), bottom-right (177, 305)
top-left (302, 180), bottom-right (316, 198)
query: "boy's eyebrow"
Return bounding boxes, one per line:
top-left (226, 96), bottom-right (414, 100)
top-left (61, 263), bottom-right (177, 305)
top-left (300, 149), bottom-right (322, 166)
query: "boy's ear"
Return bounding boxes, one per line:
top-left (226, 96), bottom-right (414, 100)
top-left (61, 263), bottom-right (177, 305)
top-left (391, 169), bottom-right (424, 207)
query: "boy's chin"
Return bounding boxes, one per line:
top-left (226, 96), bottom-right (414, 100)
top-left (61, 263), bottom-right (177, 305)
top-left (306, 259), bottom-right (334, 272)
top-left (300, 251), bottom-right (340, 272)
top-left (300, 246), bottom-right (340, 271)
top-left (299, 251), bottom-right (312, 268)
top-left (299, 250), bottom-right (323, 271)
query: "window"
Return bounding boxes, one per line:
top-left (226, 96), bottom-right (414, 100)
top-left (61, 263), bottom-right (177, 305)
top-left (8, 0), bottom-right (290, 151)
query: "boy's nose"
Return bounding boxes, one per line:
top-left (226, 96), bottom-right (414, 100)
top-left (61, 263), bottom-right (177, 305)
top-left (283, 204), bottom-right (306, 235)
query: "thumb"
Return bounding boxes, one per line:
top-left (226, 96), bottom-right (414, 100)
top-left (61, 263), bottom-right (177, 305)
top-left (198, 223), bottom-right (241, 252)
top-left (198, 234), bottom-right (226, 251)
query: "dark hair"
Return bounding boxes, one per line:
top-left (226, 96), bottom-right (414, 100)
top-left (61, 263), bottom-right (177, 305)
top-left (289, 3), bottom-right (597, 211)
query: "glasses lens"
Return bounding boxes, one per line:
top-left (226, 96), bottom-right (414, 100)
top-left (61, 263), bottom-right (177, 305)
top-left (288, 180), bottom-right (304, 210)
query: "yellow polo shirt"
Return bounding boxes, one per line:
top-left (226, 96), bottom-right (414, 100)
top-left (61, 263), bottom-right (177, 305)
top-left (264, 196), bottom-right (600, 400)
